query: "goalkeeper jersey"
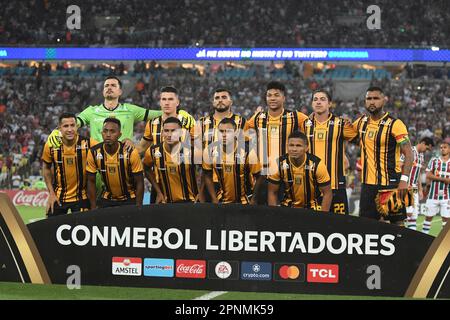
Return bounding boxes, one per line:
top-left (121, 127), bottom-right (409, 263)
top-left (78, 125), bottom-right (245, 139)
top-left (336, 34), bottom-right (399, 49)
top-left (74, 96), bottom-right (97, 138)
top-left (77, 103), bottom-right (162, 142)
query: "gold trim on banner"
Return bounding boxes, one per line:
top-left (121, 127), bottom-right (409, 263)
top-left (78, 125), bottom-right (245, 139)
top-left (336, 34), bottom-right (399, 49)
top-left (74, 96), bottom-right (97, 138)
top-left (0, 193), bottom-right (51, 284)
top-left (405, 222), bottom-right (450, 298)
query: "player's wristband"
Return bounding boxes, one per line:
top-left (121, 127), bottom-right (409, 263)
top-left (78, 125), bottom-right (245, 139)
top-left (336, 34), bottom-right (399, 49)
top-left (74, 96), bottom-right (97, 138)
top-left (400, 174), bottom-right (409, 183)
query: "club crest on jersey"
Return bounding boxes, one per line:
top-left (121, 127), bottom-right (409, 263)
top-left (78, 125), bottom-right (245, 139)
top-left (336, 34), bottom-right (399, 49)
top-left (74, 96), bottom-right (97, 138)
top-left (305, 120), bottom-right (313, 127)
top-left (153, 118), bottom-right (160, 125)
top-left (204, 119), bottom-right (212, 125)
top-left (282, 162), bottom-right (290, 170)
top-left (259, 113), bottom-right (266, 119)
top-left (119, 154), bottom-right (128, 159)
top-left (96, 153), bottom-right (103, 160)
top-left (154, 150), bottom-right (162, 158)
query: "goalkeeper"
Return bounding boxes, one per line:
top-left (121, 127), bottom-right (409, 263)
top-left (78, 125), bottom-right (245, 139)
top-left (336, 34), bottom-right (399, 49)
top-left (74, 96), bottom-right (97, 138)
top-left (47, 76), bottom-right (194, 148)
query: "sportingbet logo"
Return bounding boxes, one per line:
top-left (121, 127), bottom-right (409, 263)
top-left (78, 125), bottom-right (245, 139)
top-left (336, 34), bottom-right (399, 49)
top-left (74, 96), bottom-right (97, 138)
top-left (144, 258), bottom-right (174, 278)
top-left (307, 264), bottom-right (339, 283)
top-left (176, 260), bottom-right (206, 278)
top-left (112, 257), bottom-right (142, 276)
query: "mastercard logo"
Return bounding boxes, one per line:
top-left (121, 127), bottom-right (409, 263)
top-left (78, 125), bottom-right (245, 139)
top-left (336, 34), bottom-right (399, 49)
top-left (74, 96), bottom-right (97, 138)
top-left (278, 265), bottom-right (300, 280)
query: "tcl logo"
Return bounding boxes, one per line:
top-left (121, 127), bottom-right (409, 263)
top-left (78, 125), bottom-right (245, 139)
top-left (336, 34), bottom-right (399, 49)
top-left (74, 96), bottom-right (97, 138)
top-left (176, 260), bottom-right (206, 279)
top-left (307, 264), bottom-right (339, 283)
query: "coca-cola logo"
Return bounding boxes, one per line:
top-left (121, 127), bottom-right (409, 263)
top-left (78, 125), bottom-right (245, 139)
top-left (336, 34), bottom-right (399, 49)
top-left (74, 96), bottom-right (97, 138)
top-left (176, 260), bottom-right (206, 279)
top-left (11, 191), bottom-right (49, 207)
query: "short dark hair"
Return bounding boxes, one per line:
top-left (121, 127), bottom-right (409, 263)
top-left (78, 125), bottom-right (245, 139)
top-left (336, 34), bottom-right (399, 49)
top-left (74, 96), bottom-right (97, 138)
top-left (214, 88), bottom-right (232, 97)
top-left (163, 117), bottom-right (182, 128)
top-left (104, 76), bottom-right (122, 89)
top-left (59, 113), bottom-right (77, 124)
top-left (441, 141), bottom-right (450, 147)
top-left (266, 81), bottom-right (285, 94)
top-left (103, 117), bottom-right (121, 130)
top-left (312, 89), bottom-right (332, 102)
top-left (160, 86), bottom-right (178, 95)
top-left (366, 86), bottom-right (384, 95)
top-left (218, 117), bottom-right (237, 130)
top-left (419, 137), bottom-right (434, 147)
top-left (288, 131), bottom-right (308, 144)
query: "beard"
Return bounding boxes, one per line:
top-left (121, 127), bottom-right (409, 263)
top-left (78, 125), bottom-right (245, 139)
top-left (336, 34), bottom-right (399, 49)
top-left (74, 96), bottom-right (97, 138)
top-left (214, 104), bottom-right (230, 113)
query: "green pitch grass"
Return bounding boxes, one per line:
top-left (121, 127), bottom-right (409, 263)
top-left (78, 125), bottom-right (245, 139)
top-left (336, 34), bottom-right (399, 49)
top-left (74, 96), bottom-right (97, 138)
top-left (1, 206), bottom-right (441, 300)
top-left (0, 282), bottom-right (405, 300)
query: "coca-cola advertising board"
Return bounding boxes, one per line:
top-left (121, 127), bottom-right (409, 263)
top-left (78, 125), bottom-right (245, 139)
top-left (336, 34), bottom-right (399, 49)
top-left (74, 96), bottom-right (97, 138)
top-left (0, 190), bottom-right (49, 207)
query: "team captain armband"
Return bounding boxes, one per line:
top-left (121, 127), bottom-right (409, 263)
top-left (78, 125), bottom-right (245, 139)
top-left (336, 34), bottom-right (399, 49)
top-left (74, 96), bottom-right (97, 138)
top-left (396, 134), bottom-right (410, 145)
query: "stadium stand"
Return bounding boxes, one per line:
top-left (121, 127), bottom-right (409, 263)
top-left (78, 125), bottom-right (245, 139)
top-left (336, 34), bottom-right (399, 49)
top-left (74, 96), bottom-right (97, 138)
top-left (0, 0), bottom-right (448, 47)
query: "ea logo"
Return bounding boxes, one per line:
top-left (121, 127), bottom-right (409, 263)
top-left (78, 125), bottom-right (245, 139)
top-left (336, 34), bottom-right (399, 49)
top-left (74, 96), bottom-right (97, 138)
top-left (215, 262), bottom-right (232, 279)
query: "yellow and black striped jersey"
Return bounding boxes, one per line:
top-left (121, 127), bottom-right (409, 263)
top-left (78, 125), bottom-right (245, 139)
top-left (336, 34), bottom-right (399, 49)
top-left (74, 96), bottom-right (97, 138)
top-left (42, 135), bottom-right (97, 203)
top-left (86, 142), bottom-right (143, 201)
top-left (143, 143), bottom-right (198, 203)
top-left (143, 114), bottom-right (195, 145)
top-left (202, 142), bottom-right (261, 204)
top-left (303, 113), bottom-right (358, 189)
top-left (353, 113), bottom-right (409, 186)
top-left (198, 113), bottom-right (246, 150)
top-left (246, 110), bottom-right (308, 175)
top-left (268, 153), bottom-right (331, 208)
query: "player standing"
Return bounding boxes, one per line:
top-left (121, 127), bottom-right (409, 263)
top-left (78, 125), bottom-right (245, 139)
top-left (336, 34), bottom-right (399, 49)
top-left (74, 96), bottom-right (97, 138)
top-left (42, 113), bottom-right (96, 217)
top-left (245, 81), bottom-right (308, 203)
top-left (423, 141), bottom-right (450, 234)
top-left (400, 137), bottom-right (434, 230)
top-left (303, 90), bottom-right (358, 213)
top-left (353, 87), bottom-right (413, 225)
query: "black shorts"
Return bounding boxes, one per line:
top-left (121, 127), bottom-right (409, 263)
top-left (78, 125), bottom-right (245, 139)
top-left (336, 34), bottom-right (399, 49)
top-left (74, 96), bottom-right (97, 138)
top-left (316, 189), bottom-right (349, 214)
top-left (46, 199), bottom-right (90, 218)
top-left (360, 184), bottom-right (406, 223)
top-left (99, 198), bottom-right (136, 208)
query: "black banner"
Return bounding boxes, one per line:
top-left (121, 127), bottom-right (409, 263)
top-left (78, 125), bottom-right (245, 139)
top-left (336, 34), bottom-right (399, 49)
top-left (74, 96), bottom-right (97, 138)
top-left (25, 203), bottom-right (437, 297)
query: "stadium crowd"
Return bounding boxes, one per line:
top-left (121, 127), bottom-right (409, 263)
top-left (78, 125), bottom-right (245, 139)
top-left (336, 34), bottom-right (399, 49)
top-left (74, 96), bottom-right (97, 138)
top-left (0, 0), bottom-right (448, 47)
top-left (0, 62), bottom-right (448, 190)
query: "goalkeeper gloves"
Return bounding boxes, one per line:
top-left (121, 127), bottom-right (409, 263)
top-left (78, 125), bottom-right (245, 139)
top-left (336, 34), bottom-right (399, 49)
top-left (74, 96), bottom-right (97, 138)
top-left (178, 110), bottom-right (196, 128)
top-left (47, 129), bottom-right (62, 148)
